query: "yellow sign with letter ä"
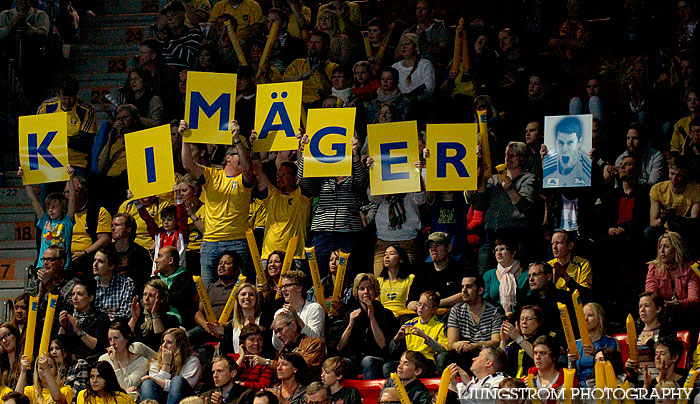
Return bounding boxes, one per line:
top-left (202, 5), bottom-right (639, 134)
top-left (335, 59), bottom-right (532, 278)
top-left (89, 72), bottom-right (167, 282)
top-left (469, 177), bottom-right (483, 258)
top-left (253, 81), bottom-right (303, 152)
top-left (367, 121), bottom-right (421, 196)
top-left (184, 71), bottom-right (237, 144)
top-left (303, 108), bottom-right (356, 177)
top-left (18, 112), bottom-right (70, 185)
top-left (125, 125), bottom-right (175, 200)
top-left (425, 123), bottom-right (478, 191)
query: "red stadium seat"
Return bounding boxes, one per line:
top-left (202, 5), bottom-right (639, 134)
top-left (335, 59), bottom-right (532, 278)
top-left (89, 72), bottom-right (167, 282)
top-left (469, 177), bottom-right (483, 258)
top-left (342, 378), bottom-right (442, 404)
top-left (613, 331), bottom-right (690, 369)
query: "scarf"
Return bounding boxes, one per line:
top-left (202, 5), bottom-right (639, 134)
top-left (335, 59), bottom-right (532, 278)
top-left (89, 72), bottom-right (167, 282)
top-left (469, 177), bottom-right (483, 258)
top-left (74, 307), bottom-right (98, 332)
top-left (497, 260), bottom-right (521, 314)
top-left (387, 194), bottom-right (406, 230)
top-left (141, 311), bottom-right (155, 334)
top-left (332, 87), bottom-right (353, 105)
top-left (376, 87), bottom-right (402, 104)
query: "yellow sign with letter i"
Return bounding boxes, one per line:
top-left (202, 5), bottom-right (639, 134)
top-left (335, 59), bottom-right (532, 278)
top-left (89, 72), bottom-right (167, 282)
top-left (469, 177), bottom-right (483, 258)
top-left (125, 125), bottom-right (175, 199)
top-left (367, 121), bottom-right (420, 196)
top-left (303, 108), bottom-right (356, 177)
top-left (254, 81), bottom-right (303, 152)
top-left (184, 71), bottom-right (237, 144)
top-left (18, 112), bottom-right (70, 185)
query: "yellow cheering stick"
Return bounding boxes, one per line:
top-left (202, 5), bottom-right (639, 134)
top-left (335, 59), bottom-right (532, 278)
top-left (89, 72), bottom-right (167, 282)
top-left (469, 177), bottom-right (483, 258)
top-left (223, 21), bottom-right (247, 67)
top-left (435, 368), bottom-right (451, 404)
top-left (626, 314), bottom-right (638, 361)
top-left (495, 163), bottom-right (507, 182)
top-left (605, 361), bottom-right (620, 404)
top-left (563, 368), bottom-right (576, 404)
top-left (526, 373), bottom-right (542, 404)
top-left (594, 361), bottom-right (606, 404)
top-left (23, 295), bottom-right (39, 364)
top-left (257, 20), bottom-right (280, 81)
top-left (390, 373), bottom-right (412, 404)
top-left (477, 109), bottom-right (492, 178)
top-left (193, 276), bottom-right (217, 323)
top-left (276, 236), bottom-right (299, 299)
top-left (691, 261), bottom-right (699, 279)
top-left (305, 247), bottom-right (327, 312)
top-left (332, 251), bottom-right (350, 303)
top-left (450, 18), bottom-right (463, 76)
top-left (557, 302), bottom-right (577, 355)
top-left (376, 22), bottom-right (394, 64)
top-left (245, 229), bottom-right (267, 286)
top-left (572, 289), bottom-right (593, 351)
top-left (620, 380), bottom-right (634, 404)
top-left (460, 27), bottom-right (470, 72)
top-left (678, 368), bottom-right (698, 404)
top-left (218, 274), bottom-right (246, 324)
top-left (39, 294), bottom-right (58, 355)
top-left (362, 31), bottom-right (372, 58)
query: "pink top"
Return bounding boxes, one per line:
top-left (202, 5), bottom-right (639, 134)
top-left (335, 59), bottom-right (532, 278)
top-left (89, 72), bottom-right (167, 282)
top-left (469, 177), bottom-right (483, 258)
top-left (645, 262), bottom-right (700, 307)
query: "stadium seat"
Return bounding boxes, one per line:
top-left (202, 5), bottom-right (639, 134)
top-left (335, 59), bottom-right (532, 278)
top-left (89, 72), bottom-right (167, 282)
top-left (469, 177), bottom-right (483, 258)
top-left (343, 378), bottom-right (442, 404)
top-left (613, 331), bottom-right (690, 369)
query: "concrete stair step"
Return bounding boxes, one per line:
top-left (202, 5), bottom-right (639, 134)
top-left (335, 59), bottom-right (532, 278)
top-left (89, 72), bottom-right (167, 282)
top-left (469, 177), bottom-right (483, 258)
top-left (69, 43), bottom-right (140, 58)
top-left (103, 0), bottom-right (163, 14)
top-left (83, 25), bottom-right (151, 44)
top-left (70, 55), bottom-right (135, 75)
top-left (87, 13), bottom-right (160, 28)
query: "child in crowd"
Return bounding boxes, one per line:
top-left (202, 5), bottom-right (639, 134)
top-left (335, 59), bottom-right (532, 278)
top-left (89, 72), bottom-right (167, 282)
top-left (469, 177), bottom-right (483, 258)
top-left (19, 166), bottom-right (76, 269)
top-left (320, 357), bottom-right (361, 404)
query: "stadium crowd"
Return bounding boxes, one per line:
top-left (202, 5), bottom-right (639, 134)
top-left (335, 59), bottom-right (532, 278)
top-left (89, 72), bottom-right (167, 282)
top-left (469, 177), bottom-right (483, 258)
top-left (2, 0), bottom-right (700, 402)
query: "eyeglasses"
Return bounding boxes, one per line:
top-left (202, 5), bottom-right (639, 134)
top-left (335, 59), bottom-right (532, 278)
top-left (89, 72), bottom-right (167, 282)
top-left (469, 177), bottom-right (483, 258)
top-left (41, 257), bottom-right (63, 263)
top-left (0, 334), bottom-right (13, 341)
top-left (416, 302), bottom-right (435, 309)
top-left (279, 283), bottom-right (299, 290)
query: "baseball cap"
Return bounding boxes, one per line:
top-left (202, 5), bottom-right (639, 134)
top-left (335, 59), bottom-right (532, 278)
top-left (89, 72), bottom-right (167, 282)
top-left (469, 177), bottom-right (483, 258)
top-left (425, 232), bottom-right (450, 246)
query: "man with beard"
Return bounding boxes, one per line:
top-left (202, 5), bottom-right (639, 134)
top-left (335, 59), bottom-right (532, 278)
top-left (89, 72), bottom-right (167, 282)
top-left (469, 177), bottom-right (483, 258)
top-left (283, 30), bottom-right (338, 106)
top-left (607, 124), bottom-right (664, 187)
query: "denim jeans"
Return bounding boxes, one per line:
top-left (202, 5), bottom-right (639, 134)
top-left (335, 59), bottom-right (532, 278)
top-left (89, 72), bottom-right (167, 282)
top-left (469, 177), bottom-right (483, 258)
top-left (361, 355), bottom-right (386, 380)
top-left (309, 231), bottom-right (361, 278)
top-left (200, 239), bottom-right (248, 286)
top-left (140, 375), bottom-right (193, 404)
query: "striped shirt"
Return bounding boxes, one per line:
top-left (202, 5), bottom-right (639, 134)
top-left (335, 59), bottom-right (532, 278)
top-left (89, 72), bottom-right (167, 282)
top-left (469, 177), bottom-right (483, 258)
top-left (162, 27), bottom-right (204, 68)
top-left (447, 301), bottom-right (503, 343)
top-left (298, 157), bottom-right (368, 232)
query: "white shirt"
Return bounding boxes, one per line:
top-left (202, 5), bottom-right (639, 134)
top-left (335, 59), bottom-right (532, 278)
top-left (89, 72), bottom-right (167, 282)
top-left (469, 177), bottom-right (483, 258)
top-left (148, 354), bottom-right (201, 391)
top-left (271, 300), bottom-right (325, 350)
top-left (456, 372), bottom-right (506, 404)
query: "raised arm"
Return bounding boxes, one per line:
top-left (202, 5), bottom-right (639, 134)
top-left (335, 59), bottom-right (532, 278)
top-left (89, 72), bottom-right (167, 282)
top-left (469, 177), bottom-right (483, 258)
top-left (19, 167), bottom-right (44, 217)
top-left (231, 120), bottom-right (255, 184)
top-left (249, 131), bottom-right (269, 192)
top-left (66, 166), bottom-right (76, 220)
top-left (180, 120), bottom-right (205, 180)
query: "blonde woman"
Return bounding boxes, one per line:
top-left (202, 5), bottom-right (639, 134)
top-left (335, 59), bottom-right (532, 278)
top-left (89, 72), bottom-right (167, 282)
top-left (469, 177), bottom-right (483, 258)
top-left (645, 232), bottom-right (699, 307)
top-left (230, 283), bottom-right (262, 353)
top-left (391, 33), bottom-right (435, 101)
top-left (139, 329), bottom-right (201, 404)
top-left (16, 354), bottom-right (72, 404)
top-left (315, 9), bottom-right (353, 66)
top-left (176, 174), bottom-right (204, 273)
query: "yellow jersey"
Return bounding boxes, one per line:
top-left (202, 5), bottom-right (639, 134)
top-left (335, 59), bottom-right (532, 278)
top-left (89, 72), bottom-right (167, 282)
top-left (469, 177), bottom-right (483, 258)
top-left (378, 274), bottom-right (415, 316)
top-left (24, 386), bottom-right (74, 404)
top-left (208, 0), bottom-right (263, 40)
top-left (118, 198), bottom-right (172, 249)
top-left (72, 206), bottom-right (112, 253)
top-left (402, 315), bottom-right (449, 362)
top-left (261, 186), bottom-right (311, 259)
top-left (36, 97), bottom-right (97, 169)
top-left (548, 256), bottom-right (593, 291)
top-left (201, 167), bottom-right (253, 241)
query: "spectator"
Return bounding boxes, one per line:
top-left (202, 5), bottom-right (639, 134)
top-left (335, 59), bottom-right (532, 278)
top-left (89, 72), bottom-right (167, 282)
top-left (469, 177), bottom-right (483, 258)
top-left (283, 31), bottom-right (338, 106)
top-left (176, 174), bottom-right (204, 275)
top-left (437, 273), bottom-right (503, 373)
top-left (495, 378), bottom-right (526, 404)
top-left (392, 33), bottom-right (436, 102)
top-left (272, 270), bottom-right (325, 349)
top-left (643, 336), bottom-right (684, 390)
top-left (181, 120), bottom-right (254, 286)
top-left (270, 310), bottom-right (325, 378)
top-left (234, 324), bottom-right (275, 390)
top-left (36, 77), bottom-right (95, 178)
top-left (75, 361), bottom-right (135, 404)
top-left (253, 391), bottom-right (279, 404)
top-left (49, 338), bottom-right (88, 398)
top-left (670, 89), bottom-right (700, 153)
top-left (407, 232), bottom-right (464, 312)
top-left (303, 383), bottom-right (330, 404)
top-left (388, 291), bottom-right (448, 375)
top-left (472, 141), bottom-right (539, 274)
top-left (134, 197), bottom-right (189, 275)
top-left (93, 249), bottom-right (134, 321)
top-left (10, 295), bottom-right (29, 338)
top-left (402, 0), bottom-right (449, 68)
top-left (380, 351), bottom-right (431, 404)
top-left (58, 278), bottom-right (110, 358)
top-left (365, 17), bottom-right (392, 70)
top-left (366, 67), bottom-right (411, 123)
top-left (352, 61), bottom-right (380, 106)
top-left (566, 303), bottom-right (618, 385)
top-left (258, 252), bottom-right (284, 303)
top-left (266, 9), bottom-right (307, 74)
top-left (569, 77), bottom-right (604, 121)
top-left (140, 328), bottom-right (202, 404)
top-left (330, 66), bottom-right (353, 105)
top-left (500, 305), bottom-right (547, 378)
top-left (447, 347), bottom-right (506, 401)
top-left (65, 176), bottom-right (112, 276)
top-left (25, 245), bottom-right (77, 327)
top-left (315, 9), bottom-right (353, 68)
top-left (154, 246), bottom-right (197, 329)
top-left (336, 273), bottom-right (398, 380)
top-left (376, 245), bottom-right (415, 316)
top-left (266, 353), bottom-right (307, 404)
top-left (0, 323), bottom-right (21, 389)
top-left (320, 357), bottom-right (361, 404)
top-left (17, 354), bottom-right (73, 404)
top-left (547, 230), bottom-right (592, 292)
top-left (118, 67), bottom-right (165, 128)
top-left (482, 238), bottom-right (528, 317)
top-left (526, 335), bottom-right (579, 403)
top-left (229, 283), bottom-right (264, 354)
top-left (315, 0), bottom-right (360, 32)
top-left (98, 321), bottom-right (152, 396)
top-left (1, 392), bottom-right (29, 404)
top-left (107, 213), bottom-right (153, 294)
top-left (306, 249), bottom-right (354, 316)
top-left (190, 251), bottom-right (244, 345)
top-left (160, 1), bottom-right (204, 69)
top-left (607, 124), bottom-right (664, 187)
top-left (522, 122), bottom-right (544, 180)
top-left (199, 356), bottom-right (253, 404)
top-left (208, 0), bottom-right (263, 41)
top-left (128, 279), bottom-right (180, 351)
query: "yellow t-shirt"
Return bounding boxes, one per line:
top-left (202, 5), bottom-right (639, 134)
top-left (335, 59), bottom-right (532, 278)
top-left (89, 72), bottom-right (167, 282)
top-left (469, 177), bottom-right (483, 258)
top-left (261, 186), bottom-right (311, 259)
top-left (671, 116), bottom-right (691, 153)
top-left (316, 1), bottom-right (361, 31)
top-left (24, 385), bottom-right (74, 404)
top-left (106, 138), bottom-right (127, 177)
top-left (76, 390), bottom-right (136, 404)
top-left (378, 274), bottom-right (415, 316)
top-left (201, 167), bottom-right (253, 241)
top-left (118, 198), bottom-right (172, 249)
top-left (36, 97), bottom-right (97, 169)
top-left (208, 0), bottom-right (263, 40)
top-left (548, 256), bottom-right (593, 291)
top-left (187, 203), bottom-right (205, 252)
top-left (249, 197), bottom-right (267, 229)
top-left (282, 58), bottom-right (338, 104)
top-left (184, 0), bottom-right (211, 28)
top-left (0, 385), bottom-right (12, 400)
top-left (72, 207), bottom-right (113, 253)
top-left (650, 180), bottom-right (700, 220)
top-left (402, 315), bottom-right (448, 362)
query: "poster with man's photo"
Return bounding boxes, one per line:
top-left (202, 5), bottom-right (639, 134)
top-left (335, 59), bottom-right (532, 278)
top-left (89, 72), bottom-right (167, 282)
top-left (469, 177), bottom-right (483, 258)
top-left (542, 114), bottom-right (593, 188)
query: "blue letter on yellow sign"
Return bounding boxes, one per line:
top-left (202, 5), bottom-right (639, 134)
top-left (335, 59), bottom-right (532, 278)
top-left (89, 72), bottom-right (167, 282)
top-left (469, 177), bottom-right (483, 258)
top-left (425, 123), bottom-right (477, 191)
top-left (367, 121), bottom-right (420, 195)
top-left (189, 92), bottom-right (230, 131)
top-left (28, 131), bottom-right (63, 170)
top-left (380, 142), bottom-right (409, 181)
top-left (309, 127), bottom-right (346, 163)
top-left (436, 142), bottom-right (468, 178)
